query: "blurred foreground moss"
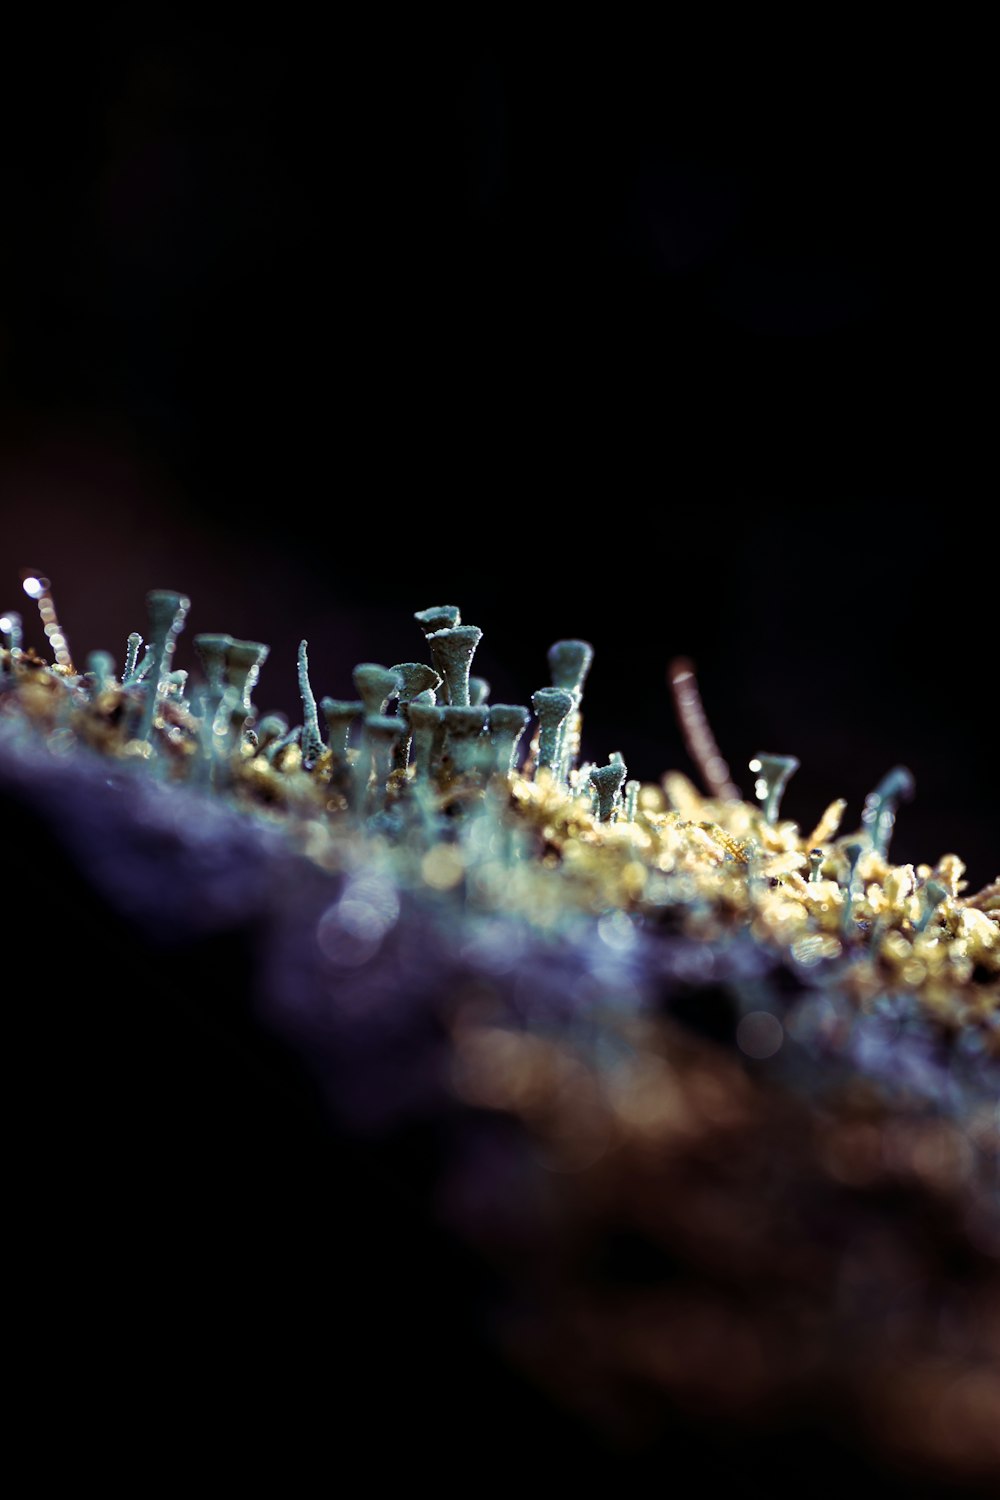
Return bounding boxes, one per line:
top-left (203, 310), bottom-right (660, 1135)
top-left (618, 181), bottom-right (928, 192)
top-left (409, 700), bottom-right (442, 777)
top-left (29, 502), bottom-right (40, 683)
top-left (2, 579), bottom-right (998, 1488)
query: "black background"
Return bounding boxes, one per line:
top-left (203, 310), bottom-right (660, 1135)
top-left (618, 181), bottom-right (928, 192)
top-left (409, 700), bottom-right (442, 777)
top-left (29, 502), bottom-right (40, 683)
top-left (1, 17), bottom-right (996, 1490)
top-left (2, 13), bottom-right (995, 878)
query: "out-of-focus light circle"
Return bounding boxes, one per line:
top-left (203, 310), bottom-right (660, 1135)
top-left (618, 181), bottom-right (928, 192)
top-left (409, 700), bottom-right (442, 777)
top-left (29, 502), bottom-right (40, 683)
top-left (316, 872), bottom-right (400, 970)
top-left (22, 576), bottom-right (45, 599)
top-left (317, 902), bottom-right (382, 968)
top-left (597, 909), bottom-right (634, 950)
top-left (460, 920), bottom-right (525, 974)
top-left (0, 616), bottom-right (13, 633)
top-left (737, 1010), bottom-right (784, 1059)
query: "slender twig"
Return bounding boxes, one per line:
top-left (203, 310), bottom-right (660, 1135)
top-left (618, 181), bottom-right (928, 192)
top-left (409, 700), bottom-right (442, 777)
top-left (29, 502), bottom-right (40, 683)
top-left (668, 658), bottom-right (740, 801)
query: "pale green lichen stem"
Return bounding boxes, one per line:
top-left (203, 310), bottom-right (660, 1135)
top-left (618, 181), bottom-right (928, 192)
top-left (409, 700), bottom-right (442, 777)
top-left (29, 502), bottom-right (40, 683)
top-left (139, 590), bottom-right (190, 743)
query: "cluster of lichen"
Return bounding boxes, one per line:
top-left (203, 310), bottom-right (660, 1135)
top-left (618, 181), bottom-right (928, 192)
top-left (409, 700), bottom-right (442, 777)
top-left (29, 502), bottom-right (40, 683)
top-left (1, 586), bottom-right (997, 1043)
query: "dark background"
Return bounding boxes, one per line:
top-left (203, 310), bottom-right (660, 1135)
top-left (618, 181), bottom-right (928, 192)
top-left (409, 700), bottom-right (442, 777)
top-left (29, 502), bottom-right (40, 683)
top-left (2, 19), bottom-right (996, 1490)
top-left (1, 14), bottom-right (994, 880)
